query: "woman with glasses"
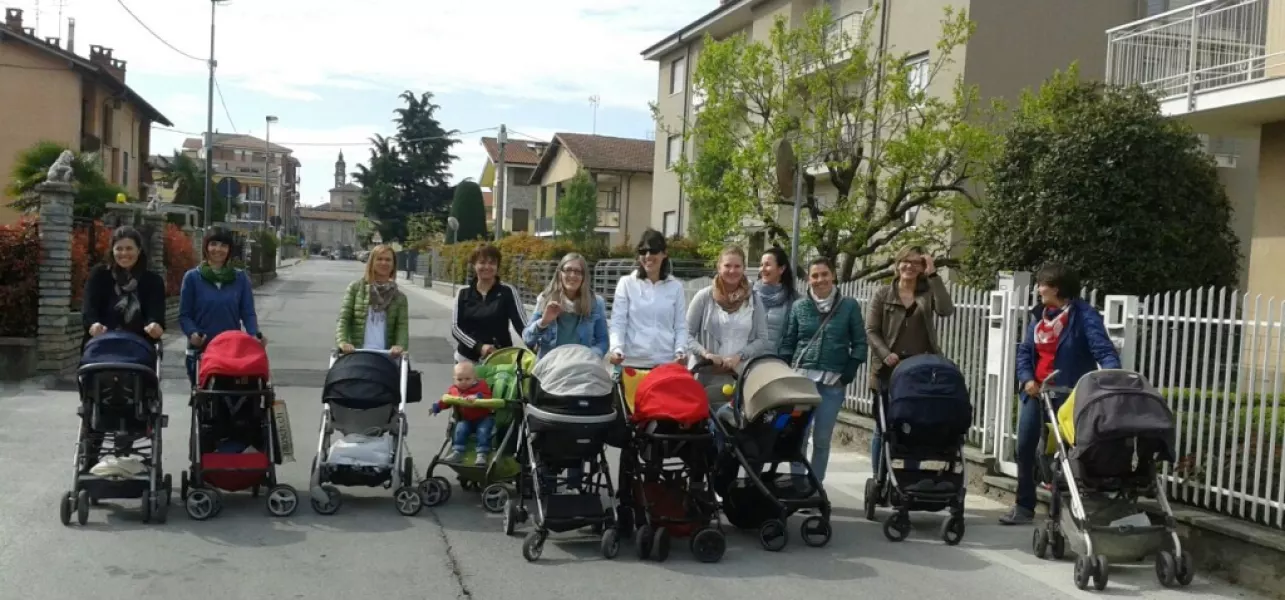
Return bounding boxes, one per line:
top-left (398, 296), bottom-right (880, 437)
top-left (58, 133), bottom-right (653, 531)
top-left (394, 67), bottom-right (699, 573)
top-left (608, 229), bottom-right (688, 368)
top-left (522, 252), bottom-right (608, 358)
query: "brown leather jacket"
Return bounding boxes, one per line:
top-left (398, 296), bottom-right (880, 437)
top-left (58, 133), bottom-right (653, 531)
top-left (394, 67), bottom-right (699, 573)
top-left (865, 274), bottom-right (955, 388)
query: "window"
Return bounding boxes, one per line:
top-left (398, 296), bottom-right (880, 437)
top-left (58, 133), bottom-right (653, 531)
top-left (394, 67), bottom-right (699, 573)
top-left (122, 151), bottom-right (129, 189)
top-left (512, 208), bottom-right (529, 232)
top-left (666, 135), bottom-right (682, 169)
top-left (663, 211), bottom-right (677, 237)
top-left (906, 53), bottom-right (929, 104)
top-left (670, 56), bottom-right (686, 94)
top-left (597, 188), bottom-right (620, 211)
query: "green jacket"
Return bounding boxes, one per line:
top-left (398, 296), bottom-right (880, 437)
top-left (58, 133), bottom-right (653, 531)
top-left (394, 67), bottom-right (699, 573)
top-left (335, 280), bottom-right (410, 350)
top-left (777, 291), bottom-right (868, 385)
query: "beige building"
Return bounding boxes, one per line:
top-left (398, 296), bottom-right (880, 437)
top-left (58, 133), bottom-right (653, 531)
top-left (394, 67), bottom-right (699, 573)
top-left (1107, 0), bottom-right (1284, 298)
top-left (526, 133), bottom-right (654, 247)
top-left (180, 133), bottom-right (300, 229)
top-left (480, 137), bottom-right (549, 233)
top-left (296, 152), bottom-right (362, 250)
top-left (643, 0), bottom-right (1144, 252)
top-left (0, 8), bottom-right (172, 223)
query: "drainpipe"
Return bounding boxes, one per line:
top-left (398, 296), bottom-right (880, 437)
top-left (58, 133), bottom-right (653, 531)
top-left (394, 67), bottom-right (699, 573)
top-left (677, 42), bottom-right (692, 236)
top-left (624, 173), bottom-right (632, 242)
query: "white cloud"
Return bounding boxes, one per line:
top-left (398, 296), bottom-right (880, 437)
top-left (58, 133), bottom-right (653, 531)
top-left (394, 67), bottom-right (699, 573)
top-left (21, 0), bottom-right (708, 109)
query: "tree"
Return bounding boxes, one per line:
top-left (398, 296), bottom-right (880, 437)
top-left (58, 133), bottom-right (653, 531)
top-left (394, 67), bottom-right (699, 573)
top-left (353, 90), bottom-right (460, 242)
top-left (659, 5), bottom-right (993, 281)
top-left (157, 151), bottom-right (228, 223)
top-left (450, 179), bottom-right (487, 242)
top-left (964, 66), bottom-right (1241, 296)
top-left (555, 169), bottom-right (598, 247)
top-left (5, 141), bottom-right (129, 219)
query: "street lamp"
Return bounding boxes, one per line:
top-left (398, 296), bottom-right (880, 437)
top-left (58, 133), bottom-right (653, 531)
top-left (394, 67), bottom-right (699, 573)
top-left (264, 115), bottom-right (278, 231)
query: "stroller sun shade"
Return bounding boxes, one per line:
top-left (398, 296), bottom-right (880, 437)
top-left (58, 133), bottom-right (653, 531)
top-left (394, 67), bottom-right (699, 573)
top-left (530, 344), bottom-right (613, 397)
top-left (323, 351), bottom-right (401, 408)
top-left (199, 330), bottom-right (270, 387)
top-left (738, 357), bottom-right (822, 421)
top-left (1071, 369), bottom-right (1176, 462)
top-left (886, 354), bottom-right (972, 438)
top-left (80, 331), bottom-right (156, 371)
top-left (633, 363), bottom-right (710, 425)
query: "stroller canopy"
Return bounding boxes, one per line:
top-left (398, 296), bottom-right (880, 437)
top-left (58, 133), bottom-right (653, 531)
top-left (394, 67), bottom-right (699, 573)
top-left (1071, 369), bottom-right (1176, 461)
top-left (530, 344), bottom-right (613, 398)
top-left (80, 331), bottom-right (156, 371)
top-left (739, 357), bottom-right (821, 421)
top-left (199, 330), bottom-right (270, 387)
top-left (886, 354), bottom-right (972, 437)
top-left (323, 351), bottom-right (401, 408)
top-left (633, 363), bottom-right (710, 425)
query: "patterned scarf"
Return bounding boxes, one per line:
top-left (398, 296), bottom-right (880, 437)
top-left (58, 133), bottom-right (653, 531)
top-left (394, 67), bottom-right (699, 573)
top-left (713, 274), bottom-right (751, 312)
top-left (754, 280), bottom-right (790, 309)
top-left (199, 261), bottom-right (238, 286)
top-left (112, 267), bottom-right (141, 325)
top-left (368, 280), bottom-right (399, 312)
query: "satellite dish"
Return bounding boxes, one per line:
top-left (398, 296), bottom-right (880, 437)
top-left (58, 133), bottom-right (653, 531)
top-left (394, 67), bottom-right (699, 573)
top-left (775, 139), bottom-right (797, 199)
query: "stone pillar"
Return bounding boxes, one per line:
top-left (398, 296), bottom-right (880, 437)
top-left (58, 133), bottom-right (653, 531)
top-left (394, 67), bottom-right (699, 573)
top-left (35, 180), bottom-right (75, 374)
top-left (142, 212), bottom-right (165, 276)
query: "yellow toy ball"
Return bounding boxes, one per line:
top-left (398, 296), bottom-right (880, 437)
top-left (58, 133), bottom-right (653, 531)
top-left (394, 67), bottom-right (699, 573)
top-left (115, 192), bottom-right (128, 204)
top-left (721, 384), bottom-right (734, 397)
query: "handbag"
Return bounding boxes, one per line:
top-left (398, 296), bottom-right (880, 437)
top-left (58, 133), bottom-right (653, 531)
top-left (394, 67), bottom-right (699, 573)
top-left (792, 297), bottom-right (843, 370)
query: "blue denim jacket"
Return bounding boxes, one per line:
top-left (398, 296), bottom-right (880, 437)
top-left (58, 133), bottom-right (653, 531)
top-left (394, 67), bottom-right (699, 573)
top-left (1016, 298), bottom-right (1121, 402)
top-left (522, 294), bottom-right (610, 358)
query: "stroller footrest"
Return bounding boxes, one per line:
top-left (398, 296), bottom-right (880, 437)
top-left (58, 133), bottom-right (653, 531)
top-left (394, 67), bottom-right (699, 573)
top-left (545, 493), bottom-right (604, 520)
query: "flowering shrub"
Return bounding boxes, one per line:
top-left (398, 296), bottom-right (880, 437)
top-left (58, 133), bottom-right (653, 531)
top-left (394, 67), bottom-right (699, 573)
top-left (0, 218), bottom-right (40, 337)
top-left (70, 220), bottom-right (110, 306)
top-left (163, 224), bottom-right (197, 296)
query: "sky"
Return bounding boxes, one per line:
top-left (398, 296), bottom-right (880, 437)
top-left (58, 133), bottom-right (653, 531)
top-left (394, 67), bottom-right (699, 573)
top-left (9, 0), bottom-right (710, 207)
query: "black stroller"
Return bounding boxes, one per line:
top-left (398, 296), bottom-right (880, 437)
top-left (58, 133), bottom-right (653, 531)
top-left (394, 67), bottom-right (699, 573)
top-left (503, 345), bottom-right (621, 562)
top-left (62, 331), bottom-right (171, 525)
top-left (711, 355), bottom-right (833, 551)
top-left (864, 354), bottom-right (972, 544)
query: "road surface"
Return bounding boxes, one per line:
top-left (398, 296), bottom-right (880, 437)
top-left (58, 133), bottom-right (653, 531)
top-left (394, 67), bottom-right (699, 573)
top-left (0, 259), bottom-right (1264, 599)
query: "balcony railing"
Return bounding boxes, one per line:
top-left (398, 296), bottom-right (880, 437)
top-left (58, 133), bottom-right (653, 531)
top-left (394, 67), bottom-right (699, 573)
top-left (597, 210), bottom-right (621, 228)
top-left (535, 216), bottom-right (555, 234)
top-left (1106, 0), bottom-right (1281, 103)
top-left (824, 10), bottom-right (866, 55)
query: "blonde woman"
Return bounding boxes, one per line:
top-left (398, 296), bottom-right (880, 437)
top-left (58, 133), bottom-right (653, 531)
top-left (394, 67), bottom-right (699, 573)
top-left (522, 253), bottom-right (609, 358)
top-left (335, 244), bottom-right (409, 355)
top-left (687, 246), bottom-right (771, 377)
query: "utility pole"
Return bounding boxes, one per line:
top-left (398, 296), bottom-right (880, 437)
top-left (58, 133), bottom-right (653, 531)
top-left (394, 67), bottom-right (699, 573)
top-left (202, 1), bottom-right (225, 228)
top-left (494, 124), bottom-right (507, 241)
top-left (589, 95), bottom-right (600, 134)
top-left (264, 116), bottom-right (278, 231)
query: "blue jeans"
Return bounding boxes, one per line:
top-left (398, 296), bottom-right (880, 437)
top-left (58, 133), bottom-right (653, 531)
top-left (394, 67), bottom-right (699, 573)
top-left (791, 383), bottom-right (847, 482)
top-left (1016, 393), bottom-right (1062, 510)
top-left (452, 415), bottom-right (496, 454)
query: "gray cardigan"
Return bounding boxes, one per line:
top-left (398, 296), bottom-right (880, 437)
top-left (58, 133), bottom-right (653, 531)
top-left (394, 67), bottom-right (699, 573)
top-left (685, 286), bottom-right (771, 361)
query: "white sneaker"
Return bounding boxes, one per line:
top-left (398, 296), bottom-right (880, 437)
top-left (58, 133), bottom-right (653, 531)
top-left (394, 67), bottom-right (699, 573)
top-left (474, 452), bottom-right (488, 467)
top-left (442, 450), bottom-right (462, 463)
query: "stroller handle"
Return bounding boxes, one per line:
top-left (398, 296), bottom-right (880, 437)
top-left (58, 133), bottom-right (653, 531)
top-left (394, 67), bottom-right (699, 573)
top-left (1038, 369), bottom-right (1073, 397)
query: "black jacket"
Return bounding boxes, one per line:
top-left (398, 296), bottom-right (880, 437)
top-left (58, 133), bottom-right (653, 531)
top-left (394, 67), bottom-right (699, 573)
top-left (451, 280), bottom-right (527, 362)
top-left (81, 265), bottom-right (166, 349)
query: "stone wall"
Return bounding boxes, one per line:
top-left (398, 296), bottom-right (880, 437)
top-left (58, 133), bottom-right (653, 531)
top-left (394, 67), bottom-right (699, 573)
top-left (35, 180), bottom-right (77, 374)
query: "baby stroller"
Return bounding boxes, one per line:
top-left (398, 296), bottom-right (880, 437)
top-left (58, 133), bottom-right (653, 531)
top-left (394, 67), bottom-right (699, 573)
top-left (1032, 369), bottom-right (1191, 591)
top-left (62, 331), bottom-right (171, 525)
top-left (504, 345), bottom-right (621, 562)
top-left (618, 361), bottom-right (726, 563)
top-left (309, 349), bottom-right (422, 516)
top-left (864, 354), bottom-right (971, 544)
top-left (712, 355), bottom-right (833, 551)
top-left (181, 331), bottom-right (298, 520)
top-left (420, 347), bottom-right (532, 512)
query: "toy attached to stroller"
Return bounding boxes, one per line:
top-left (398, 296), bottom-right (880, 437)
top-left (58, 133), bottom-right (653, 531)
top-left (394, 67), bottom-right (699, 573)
top-left (865, 354), bottom-right (971, 545)
top-left (711, 355), bottom-right (833, 551)
top-left (420, 347), bottom-right (531, 512)
top-left (310, 349), bottom-right (422, 516)
top-left (1032, 369), bottom-right (1191, 591)
top-left (181, 331), bottom-right (298, 520)
top-left (617, 361), bottom-right (726, 563)
top-left (62, 331), bottom-right (171, 525)
top-left (504, 344), bottom-right (621, 562)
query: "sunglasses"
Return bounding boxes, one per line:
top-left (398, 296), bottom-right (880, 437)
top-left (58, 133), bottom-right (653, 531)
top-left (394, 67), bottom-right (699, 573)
top-left (637, 248), bottom-right (663, 256)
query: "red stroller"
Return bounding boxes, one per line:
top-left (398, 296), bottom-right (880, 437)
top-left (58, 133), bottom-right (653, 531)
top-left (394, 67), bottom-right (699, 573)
top-left (181, 331), bottom-right (299, 520)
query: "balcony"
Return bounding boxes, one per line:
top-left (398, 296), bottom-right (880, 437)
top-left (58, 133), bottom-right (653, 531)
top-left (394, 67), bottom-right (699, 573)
top-left (1106, 0), bottom-right (1285, 117)
top-left (824, 10), bottom-right (866, 55)
top-left (535, 216), bottom-right (555, 235)
top-left (597, 210), bottom-right (621, 228)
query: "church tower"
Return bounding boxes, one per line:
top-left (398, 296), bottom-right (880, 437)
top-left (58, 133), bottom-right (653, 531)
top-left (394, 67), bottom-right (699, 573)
top-left (334, 150), bottom-right (346, 188)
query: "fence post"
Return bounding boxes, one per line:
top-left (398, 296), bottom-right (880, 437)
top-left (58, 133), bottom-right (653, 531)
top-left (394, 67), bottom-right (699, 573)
top-left (34, 180), bottom-right (75, 374)
top-left (142, 211), bottom-right (165, 277)
top-left (983, 271), bottom-right (1029, 472)
top-left (1103, 295), bottom-right (1140, 371)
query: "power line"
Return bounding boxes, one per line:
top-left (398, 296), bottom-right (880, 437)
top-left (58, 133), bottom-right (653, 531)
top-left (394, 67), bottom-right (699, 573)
top-left (112, 0), bottom-right (203, 62)
top-left (509, 129), bottom-right (552, 142)
top-left (213, 77), bottom-right (237, 133)
top-left (151, 125), bottom-right (499, 147)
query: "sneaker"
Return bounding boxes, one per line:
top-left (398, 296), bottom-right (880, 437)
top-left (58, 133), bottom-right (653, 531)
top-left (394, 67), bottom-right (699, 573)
top-left (998, 505), bottom-right (1035, 525)
top-left (474, 452), bottom-right (488, 467)
top-left (442, 450), bottom-right (462, 463)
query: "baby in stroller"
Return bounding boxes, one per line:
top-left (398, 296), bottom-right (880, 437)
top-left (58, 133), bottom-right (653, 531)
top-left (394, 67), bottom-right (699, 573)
top-left (435, 361), bottom-right (495, 466)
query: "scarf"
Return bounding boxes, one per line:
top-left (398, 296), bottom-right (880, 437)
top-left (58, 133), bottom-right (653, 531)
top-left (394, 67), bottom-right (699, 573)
top-left (810, 286), bottom-right (837, 314)
top-left (712, 275), bottom-right (751, 312)
top-left (199, 261), bottom-right (238, 286)
top-left (368, 280), bottom-right (399, 313)
top-left (754, 280), bottom-right (790, 310)
top-left (1034, 306), bottom-right (1070, 345)
top-left (112, 267), bottom-right (141, 326)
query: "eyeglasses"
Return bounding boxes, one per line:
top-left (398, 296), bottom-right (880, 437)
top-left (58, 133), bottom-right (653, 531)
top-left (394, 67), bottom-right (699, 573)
top-left (561, 268), bottom-right (584, 276)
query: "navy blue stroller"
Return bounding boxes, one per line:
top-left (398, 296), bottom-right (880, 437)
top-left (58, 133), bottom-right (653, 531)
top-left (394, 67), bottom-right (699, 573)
top-left (864, 354), bottom-right (972, 544)
top-left (62, 331), bottom-right (170, 525)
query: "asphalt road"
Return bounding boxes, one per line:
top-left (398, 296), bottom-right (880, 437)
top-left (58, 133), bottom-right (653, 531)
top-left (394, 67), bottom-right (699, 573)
top-left (0, 259), bottom-right (1265, 600)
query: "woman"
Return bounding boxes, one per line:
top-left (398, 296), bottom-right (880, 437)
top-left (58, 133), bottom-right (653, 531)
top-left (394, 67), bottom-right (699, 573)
top-left (335, 244), bottom-right (410, 355)
top-left (522, 252), bottom-right (609, 358)
top-left (1001, 263), bottom-right (1120, 525)
top-left (451, 244), bottom-right (527, 364)
top-left (865, 245), bottom-right (955, 479)
top-left (778, 257), bottom-right (867, 484)
top-left (608, 229), bottom-right (688, 367)
top-left (81, 225), bottom-right (166, 473)
top-left (687, 246), bottom-right (770, 382)
top-left (755, 247), bottom-right (797, 350)
top-left (179, 227), bottom-right (263, 386)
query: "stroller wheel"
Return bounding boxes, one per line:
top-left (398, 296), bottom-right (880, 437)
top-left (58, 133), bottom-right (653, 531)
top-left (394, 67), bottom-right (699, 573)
top-left (394, 486), bottom-right (424, 516)
top-left (1050, 529), bottom-right (1067, 559)
top-left (180, 471), bottom-right (190, 501)
top-left (652, 527), bottom-right (672, 562)
top-left (266, 484), bottom-right (300, 517)
top-left (862, 478), bottom-right (878, 521)
top-left (481, 483), bottom-right (509, 514)
top-left (600, 527), bottom-right (621, 559)
top-left (1031, 527), bottom-right (1048, 558)
top-left (758, 519), bottom-right (788, 552)
top-left (522, 531), bottom-right (545, 562)
top-left (634, 524), bottom-right (654, 560)
top-left (75, 489), bottom-right (90, 525)
top-left (1175, 550), bottom-right (1195, 586)
top-left (58, 491), bottom-right (73, 526)
top-left (141, 492), bottom-right (152, 523)
top-left (690, 528), bottom-right (727, 563)
top-left (940, 517), bottom-right (965, 546)
top-left (1093, 555), bottom-right (1110, 591)
top-left (153, 489), bottom-right (170, 525)
top-left (1155, 550), bottom-right (1178, 587)
top-left (185, 488), bottom-right (218, 521)
top-left (801, 515), bottom-right (833, 547)
top-left (503, 499), bottom-right (518, 536)
top-left (309, 484), bottom-right (342, 515)
top-left (1073, 555), bottom-right (1093, 590)
top-left (420, 477), bottom-right (450, 507)
top-left (882, 513), bottom-right (910, 542)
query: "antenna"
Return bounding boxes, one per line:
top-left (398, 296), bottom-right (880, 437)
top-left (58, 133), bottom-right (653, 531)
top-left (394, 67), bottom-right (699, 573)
top-left (589, 94), bottom-right (600, 134)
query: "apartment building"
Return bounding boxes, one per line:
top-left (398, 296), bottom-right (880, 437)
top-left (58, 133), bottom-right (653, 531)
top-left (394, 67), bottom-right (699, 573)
top-left (643, 0), bottom-right (1144, 251)
top-left (1107, 0), bottom-right (1283, 297)
top-left (526, 133), bottom-right (654, 247)
top-left (181, 133), bottom-right (300, 229)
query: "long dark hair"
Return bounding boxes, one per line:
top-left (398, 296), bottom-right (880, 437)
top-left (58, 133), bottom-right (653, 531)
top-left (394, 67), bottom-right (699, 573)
top-left (108, 226), bottom-right (147, 276)
top-left (634, 228), bottom-right (671, 280)
top-left (762, 246), bottom-right (796, 301)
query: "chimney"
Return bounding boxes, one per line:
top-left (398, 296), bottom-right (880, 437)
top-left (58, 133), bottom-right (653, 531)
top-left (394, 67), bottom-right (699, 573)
top-left (67, 18), bottom-right (75, 53)
top-left (3, 8), bottom-right (21, 31)
top-left (44, 36), bottom-right (61, 49)
top-left (89, 45), bottom-right (126, 81)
